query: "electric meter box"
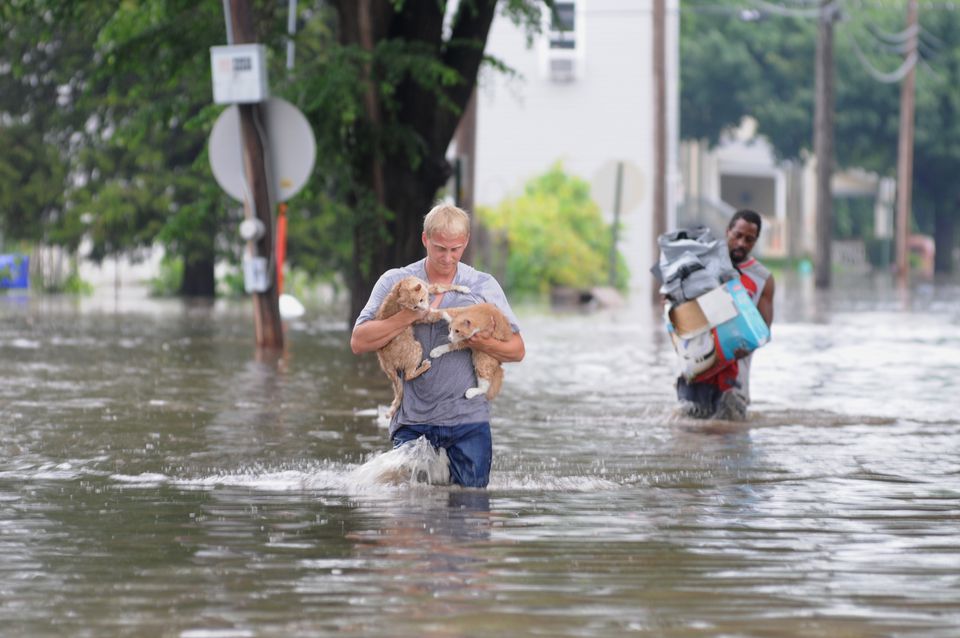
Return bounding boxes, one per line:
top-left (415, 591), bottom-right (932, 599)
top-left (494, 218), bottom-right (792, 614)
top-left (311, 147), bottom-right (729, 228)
top-left (210, 44), bottom-right (269, 104)
top-left (243, 255), bottom-right (270, 294)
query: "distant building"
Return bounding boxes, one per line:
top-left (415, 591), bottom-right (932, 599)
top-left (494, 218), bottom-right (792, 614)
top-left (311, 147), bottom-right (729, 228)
top-left (679, 119), bottom-right (790, 258)
top-left (467, 0), bottom-right (681, 301)
top-left (679, 117), bottom-right (896, 268)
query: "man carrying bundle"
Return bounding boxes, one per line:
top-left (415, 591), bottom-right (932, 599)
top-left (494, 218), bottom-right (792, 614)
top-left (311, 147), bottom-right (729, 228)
top-left (674, 209), bottom-right (775, 420)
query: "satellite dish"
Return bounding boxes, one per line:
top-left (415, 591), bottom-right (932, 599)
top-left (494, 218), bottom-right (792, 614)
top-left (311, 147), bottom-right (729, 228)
top-left (209, 97), bottom-right (316, 202)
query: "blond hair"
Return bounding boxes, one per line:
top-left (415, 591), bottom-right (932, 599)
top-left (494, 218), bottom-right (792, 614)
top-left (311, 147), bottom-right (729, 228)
top-left (423, 203), bottom-right (471, 238)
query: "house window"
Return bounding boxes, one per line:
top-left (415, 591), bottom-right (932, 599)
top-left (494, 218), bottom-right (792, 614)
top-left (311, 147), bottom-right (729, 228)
top-left (549, 2), bottom-right (576, 50)
top-left (544, 1), bottom-right (580, 83)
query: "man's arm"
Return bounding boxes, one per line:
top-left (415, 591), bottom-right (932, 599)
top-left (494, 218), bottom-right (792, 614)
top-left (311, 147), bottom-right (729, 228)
top-left (757, 274), bottom-right (775, 328)
top-left (350, 308), bottom-right (425, 354)
top-left (467, 331), bottom-right (525, 363)
top-left (730, 276), bottom-right (775, 361)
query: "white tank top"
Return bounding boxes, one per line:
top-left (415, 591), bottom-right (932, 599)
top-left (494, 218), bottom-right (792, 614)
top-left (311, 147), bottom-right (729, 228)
top-left (736, 257), bottom-right (770, 305)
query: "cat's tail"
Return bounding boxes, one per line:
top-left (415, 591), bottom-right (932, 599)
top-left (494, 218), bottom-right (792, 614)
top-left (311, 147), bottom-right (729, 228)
top-left (386, 398), bottom-right (400, 420)
top-left (387, 373), bottom-right (404, 420)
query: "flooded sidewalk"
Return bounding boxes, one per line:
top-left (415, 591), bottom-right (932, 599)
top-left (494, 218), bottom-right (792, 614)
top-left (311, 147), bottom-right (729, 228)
top-left (1, 273), bottom-right (958, 637)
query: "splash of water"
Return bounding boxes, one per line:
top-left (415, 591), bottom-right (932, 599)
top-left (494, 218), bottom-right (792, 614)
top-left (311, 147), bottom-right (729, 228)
top-left (349, 436), bottom-right (450, 487)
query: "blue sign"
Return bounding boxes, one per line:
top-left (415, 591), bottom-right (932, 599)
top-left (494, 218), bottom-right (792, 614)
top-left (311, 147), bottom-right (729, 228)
top-left (0, 254), bottom-right (30, 289)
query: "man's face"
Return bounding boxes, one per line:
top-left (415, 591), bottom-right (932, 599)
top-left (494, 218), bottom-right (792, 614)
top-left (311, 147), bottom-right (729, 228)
top-left (422, 231), bottom-right (469, 276)
top-left (727, 218), bottom-right (760, 264)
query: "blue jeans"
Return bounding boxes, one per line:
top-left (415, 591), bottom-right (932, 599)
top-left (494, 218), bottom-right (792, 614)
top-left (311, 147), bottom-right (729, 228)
top-left (391, 422), bottom-right (492, 488)
top-left (676, 375), bottom-right (722, 418)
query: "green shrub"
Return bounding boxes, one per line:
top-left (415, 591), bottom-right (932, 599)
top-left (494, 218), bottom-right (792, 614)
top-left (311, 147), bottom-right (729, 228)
top-left (477, 163), bottom-right (628, 296)
top-left (149, 256), bottom-right (184, 297)
top-left (60, 272), bottom-right (94, 295)
top-left (218, 267), bottom-right (246, 298)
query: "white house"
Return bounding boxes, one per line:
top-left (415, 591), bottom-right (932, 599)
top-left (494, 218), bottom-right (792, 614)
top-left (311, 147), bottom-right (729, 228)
top-left (679, 118), bottom-right (897, 266)
top-left (469, 0), bottom-right (681, 301)
top-left (679, 120), bottom-right (791, 258)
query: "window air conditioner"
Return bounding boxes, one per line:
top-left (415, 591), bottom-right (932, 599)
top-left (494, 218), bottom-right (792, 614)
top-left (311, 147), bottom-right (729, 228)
top-left (549, 56), bottom-right (576, 83)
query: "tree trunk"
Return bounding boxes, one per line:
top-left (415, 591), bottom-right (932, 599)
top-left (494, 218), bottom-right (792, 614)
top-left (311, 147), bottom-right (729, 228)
top-left (934, 205), bottom-right (955, 274)
top-left (179, 197), bottom-right (218, 298)
top-left (349, 157), bottom-right (451, 322)
top-left (181, 256), bottom-right (216, 296)
top-left (333, 0), bottom-right (498, 323)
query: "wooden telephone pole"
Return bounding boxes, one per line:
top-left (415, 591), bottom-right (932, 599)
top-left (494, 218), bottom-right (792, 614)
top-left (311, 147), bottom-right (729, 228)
top-left (895, 0), bottom-right (919, 286)
top-left (227, 0), bottom-right (284, 349)
top-left (813, 0), bottom-right (836, 289)
top-left (652, 0), bottom-right (667, 303)
top-left (456, 89), bottom-right (478, 264)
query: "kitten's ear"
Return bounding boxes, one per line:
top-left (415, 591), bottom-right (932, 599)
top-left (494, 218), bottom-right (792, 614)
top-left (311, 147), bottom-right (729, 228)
top-left (463, 319), bottom-right (472, 328)
top-left (414, 283), bottom-right (422, 292)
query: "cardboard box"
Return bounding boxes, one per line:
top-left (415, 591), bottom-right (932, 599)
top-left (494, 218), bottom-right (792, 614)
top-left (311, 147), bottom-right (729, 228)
top-left (666, 279), bottom-right (770, 381)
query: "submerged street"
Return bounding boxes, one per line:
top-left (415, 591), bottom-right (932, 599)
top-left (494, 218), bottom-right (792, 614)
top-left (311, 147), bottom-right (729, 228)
top-left (1, 273), bottom-right (958, 637)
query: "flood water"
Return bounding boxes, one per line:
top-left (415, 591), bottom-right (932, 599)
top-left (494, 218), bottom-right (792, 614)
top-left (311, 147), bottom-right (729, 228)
top-left (2, 274), bottom-right (959, 637)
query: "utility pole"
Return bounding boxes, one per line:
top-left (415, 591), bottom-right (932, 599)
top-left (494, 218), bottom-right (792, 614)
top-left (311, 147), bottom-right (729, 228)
top-left (227, 0), bottom-right (284, 349)
top-left (813, 0), bottom-right (836, 289)
top-left (456, 89), bottom-right (478, 264)
top-left (652, 0), bottom-right (667, 303)
top-left (895, 0), bottom-right (919, 286)
top-left (609, 161), bottom-right (623, 287)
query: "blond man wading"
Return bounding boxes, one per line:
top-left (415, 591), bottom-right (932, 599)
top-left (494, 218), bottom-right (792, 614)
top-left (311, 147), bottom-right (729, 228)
top-left (351, 204), bottom-right (525, 487)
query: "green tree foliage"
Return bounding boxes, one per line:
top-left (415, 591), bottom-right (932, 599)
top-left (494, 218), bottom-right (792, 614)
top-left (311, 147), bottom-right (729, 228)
top-left (680, 4), bottom-right (815, 158)
top-left (67, 0), bottom-right (263, 295)
top-left (0, 1), bottom-right (101, 249)
top-left (681, 0), bottom-right (960, 272)
top-left (0, 126), bottom-right (68, 245)
top-left (1, 0), bottom-right (549, 304)
top-left (478, 163), bottom-right (627, 296)
top-left (326, 1), bottom-right (548, 320)
top-left (1, 1), bottom-right (238, 292)
top-left (909, 10), bottom-right (960, 272)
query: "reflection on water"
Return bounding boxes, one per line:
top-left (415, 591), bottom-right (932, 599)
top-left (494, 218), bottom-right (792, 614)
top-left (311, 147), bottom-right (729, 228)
top-left (1, 275), bottom-right (959, 637)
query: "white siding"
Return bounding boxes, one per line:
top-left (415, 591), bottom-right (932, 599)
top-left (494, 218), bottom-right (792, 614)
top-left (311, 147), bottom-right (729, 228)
top-left (474, 0), bottom-right (679, 300)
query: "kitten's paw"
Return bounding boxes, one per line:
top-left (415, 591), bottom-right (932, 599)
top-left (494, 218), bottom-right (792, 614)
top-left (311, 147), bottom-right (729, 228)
top-left (405, 359), bottom-right (431, 380)
top-left (430, 345), bottom-right (450, 358)
top-left (465, 387), bottom-right (483, 399)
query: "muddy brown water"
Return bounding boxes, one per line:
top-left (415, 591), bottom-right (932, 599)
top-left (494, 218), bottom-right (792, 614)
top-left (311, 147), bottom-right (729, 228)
top-left (1, 274), bottom-right (958, 637)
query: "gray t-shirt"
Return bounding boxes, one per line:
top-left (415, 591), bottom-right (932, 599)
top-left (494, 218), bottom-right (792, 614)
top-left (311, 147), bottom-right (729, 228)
top-left (354, 259), bottom-right (521, 436)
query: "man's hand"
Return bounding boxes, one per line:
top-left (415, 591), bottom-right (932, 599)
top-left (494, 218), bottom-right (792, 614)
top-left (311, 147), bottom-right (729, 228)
top-left (351, 306), bottom-right (429, 355)
top-left (465, 331), bottom-right (496, 351)
top-left (465, 331), bottom-right (525, 363)
top-left (399, 306), bottom-right (430, 324)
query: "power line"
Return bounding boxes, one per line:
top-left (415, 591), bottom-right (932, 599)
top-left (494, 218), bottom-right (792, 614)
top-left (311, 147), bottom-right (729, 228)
top-left (681, 0), bottom-right (948, 81)
top-left (864, 21), bottom-right (919, 46)
top-left (842, 0), bottom-right (944, 81)
top-left (918, 55), bottom-right (945, 81)
top-left (847, 30), bottom-right (919, 82)
top-left (681, 0), bottom-right (960, 14)
top-left (747, 0), bottom-right (843, 18)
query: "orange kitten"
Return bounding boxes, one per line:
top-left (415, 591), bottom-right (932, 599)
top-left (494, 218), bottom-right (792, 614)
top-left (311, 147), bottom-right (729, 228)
top-left (429, 303), bottom-right (512, 400)
top-left (376, 276), bottom-right (469, 418)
